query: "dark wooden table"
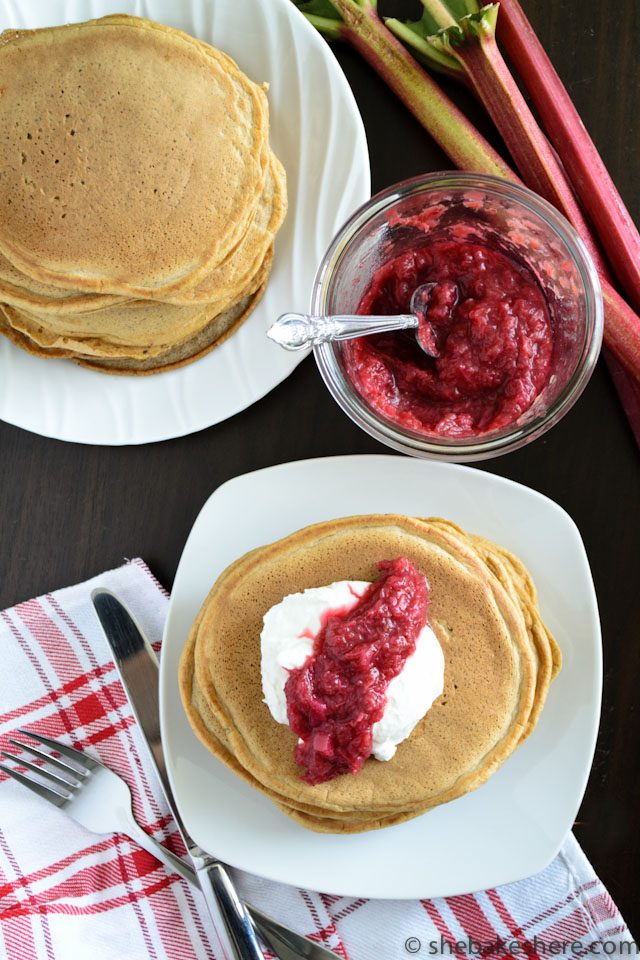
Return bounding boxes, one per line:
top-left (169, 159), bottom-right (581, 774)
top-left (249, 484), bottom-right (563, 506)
top-left (0, 0), bottom-right (638, 932)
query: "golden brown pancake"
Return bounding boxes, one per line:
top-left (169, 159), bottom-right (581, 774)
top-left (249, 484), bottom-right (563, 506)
top-left (0, 255), bottom-right (270, 374)
top-left (0, 15), bottom-right (286, 371)
top-left (0, 253), bottom-right (126, 313)
top-left (11, 155), bottom-right (285, 322)
top-left (83, 277), bottom-right (269, 375)
top-left (421, 518), bottom-right (560, 737)
top-left (179, 542), bottom-right (417, 824)
top-left (185, 639), bottom-right (422, 826)
top-left (160, 154), bottom-right (287, 307)
top-left (0, 18), bottom-right (268, 296)
top-left (181, 515), bottom-right (552, 831)
top-left (467, 535), bottom-right (559, 736)
top-left (2, 300), bottom-right (218, 358)
top-left (1, 236), bottom-right (270, 359)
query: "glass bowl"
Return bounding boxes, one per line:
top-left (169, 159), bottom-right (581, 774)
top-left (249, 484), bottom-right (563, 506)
top-left (312, 172), bottom-right (603, 462)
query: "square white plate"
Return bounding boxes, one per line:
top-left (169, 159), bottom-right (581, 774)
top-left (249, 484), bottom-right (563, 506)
top-left (160, 455), bottom-right (602, 898)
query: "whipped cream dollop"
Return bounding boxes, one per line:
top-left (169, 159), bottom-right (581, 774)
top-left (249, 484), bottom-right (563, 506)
top-left (260, 580), bottom-right (445, 762)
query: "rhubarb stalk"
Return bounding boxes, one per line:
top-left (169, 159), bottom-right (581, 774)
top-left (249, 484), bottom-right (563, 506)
top-left (601, 284), bottom-right (640, 382)
top-left (295, 0), bottom-right (514, 179)
top-left (295, 0), bottom-right (640, 390)
top-left (384, 0), bottom-right (640, 386)
top-left (497, 0), bottom-right (640, 316)
top-left (392, 3), bottom-right (607, 273)
top-left (603, 351), bottom-right (640, 442)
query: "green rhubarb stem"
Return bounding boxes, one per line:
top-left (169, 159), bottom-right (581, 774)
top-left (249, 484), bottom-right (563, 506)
top-left (326, 0), bottom-right (514, 179)
top-left (304, 13), bottom-right (345, 40)
top-left (422, 0), bottom-right (458, 29)
top-left (497, 0), bottom-right (640, 316)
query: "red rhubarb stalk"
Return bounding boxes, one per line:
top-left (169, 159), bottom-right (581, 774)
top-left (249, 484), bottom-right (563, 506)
top-left (421, 4), bottom-right (607, 274)
top-left (295, 0), bottom-right (640, 385)
top-left (497, 0), bottom-right (640, 316)
top-left (401, 1), bottom-right (640, 381)
top-left (603, 350), bottom-right (640, 441)
top-left (602, 284), bottom-right (640, 373)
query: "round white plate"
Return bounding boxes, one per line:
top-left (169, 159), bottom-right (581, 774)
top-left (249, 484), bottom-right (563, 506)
top-left (160, 455), bottom-right (602, 899)
top-left (0, 0), bottom-right (369, 444)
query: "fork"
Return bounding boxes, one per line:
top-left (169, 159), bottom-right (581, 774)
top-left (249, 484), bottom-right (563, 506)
top-left (1, 729), bottom-right (340, 960)
top-left (1, 729), bottom-right (197, 879)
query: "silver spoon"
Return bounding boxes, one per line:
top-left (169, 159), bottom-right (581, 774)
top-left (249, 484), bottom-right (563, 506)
top-left (268, 282), bottom-right (441, 358)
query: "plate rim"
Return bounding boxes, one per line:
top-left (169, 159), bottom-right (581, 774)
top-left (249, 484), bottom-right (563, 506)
top-left (160, 454), bottom-right (603, 898)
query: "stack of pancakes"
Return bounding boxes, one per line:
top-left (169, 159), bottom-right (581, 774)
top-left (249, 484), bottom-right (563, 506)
top-left (0, 15), bottom-right (286, 374)
top-left (180, 515), bottom-right (561, 833)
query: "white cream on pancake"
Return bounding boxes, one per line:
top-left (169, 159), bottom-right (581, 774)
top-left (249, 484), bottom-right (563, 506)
top-left (260, 580), bottom-right (445, 761)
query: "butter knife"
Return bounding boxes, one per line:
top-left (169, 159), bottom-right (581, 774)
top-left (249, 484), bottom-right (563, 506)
top-left (91, 589), bottom-right (340, 960)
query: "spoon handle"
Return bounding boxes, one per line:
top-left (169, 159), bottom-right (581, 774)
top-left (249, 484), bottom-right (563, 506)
top-left (268, 312), bottom-right (418, 351)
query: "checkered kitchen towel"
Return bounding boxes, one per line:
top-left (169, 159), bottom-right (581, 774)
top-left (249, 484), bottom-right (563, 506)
top-left (0, 560), bottom-right (633, 959)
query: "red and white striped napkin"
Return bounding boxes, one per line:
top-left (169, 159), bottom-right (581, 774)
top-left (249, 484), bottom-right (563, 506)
top-left (0, 560), bottom-right (632, 959)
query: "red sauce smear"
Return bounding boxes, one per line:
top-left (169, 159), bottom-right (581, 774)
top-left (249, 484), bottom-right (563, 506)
top-left (284, 557), bottom-right (429, 785)
top-left (343, 238), bottom-right (554, 438)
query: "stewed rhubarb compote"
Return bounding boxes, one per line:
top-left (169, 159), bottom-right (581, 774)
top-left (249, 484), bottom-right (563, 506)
top-left (284, 557), bottom-right (429, 785)
top-left (343, 238), bottom-right (553, 438)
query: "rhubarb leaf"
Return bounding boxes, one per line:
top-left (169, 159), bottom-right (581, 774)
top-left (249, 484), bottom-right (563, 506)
top-left (385, 13), bottom-right (462, 76)
top-left (295, 0), bottom-right (342, 17)
top-left (429, 4), bottom-right (499, 55)
top-left (386, 2), bottom-right (498, 71)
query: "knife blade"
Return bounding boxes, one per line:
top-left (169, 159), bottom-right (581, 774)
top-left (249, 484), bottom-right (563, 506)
top-left (91, 589), bottom-right (341, 960)
top-left (91, 588), bottom-right (265, 960)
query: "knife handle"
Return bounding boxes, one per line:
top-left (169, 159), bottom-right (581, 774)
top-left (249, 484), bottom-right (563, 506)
top-left (194, 857), bottom-right (265, 960)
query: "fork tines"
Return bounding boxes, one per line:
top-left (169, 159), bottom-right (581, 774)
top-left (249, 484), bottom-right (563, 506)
top-left (0, 729), bottom-right (89, 808)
